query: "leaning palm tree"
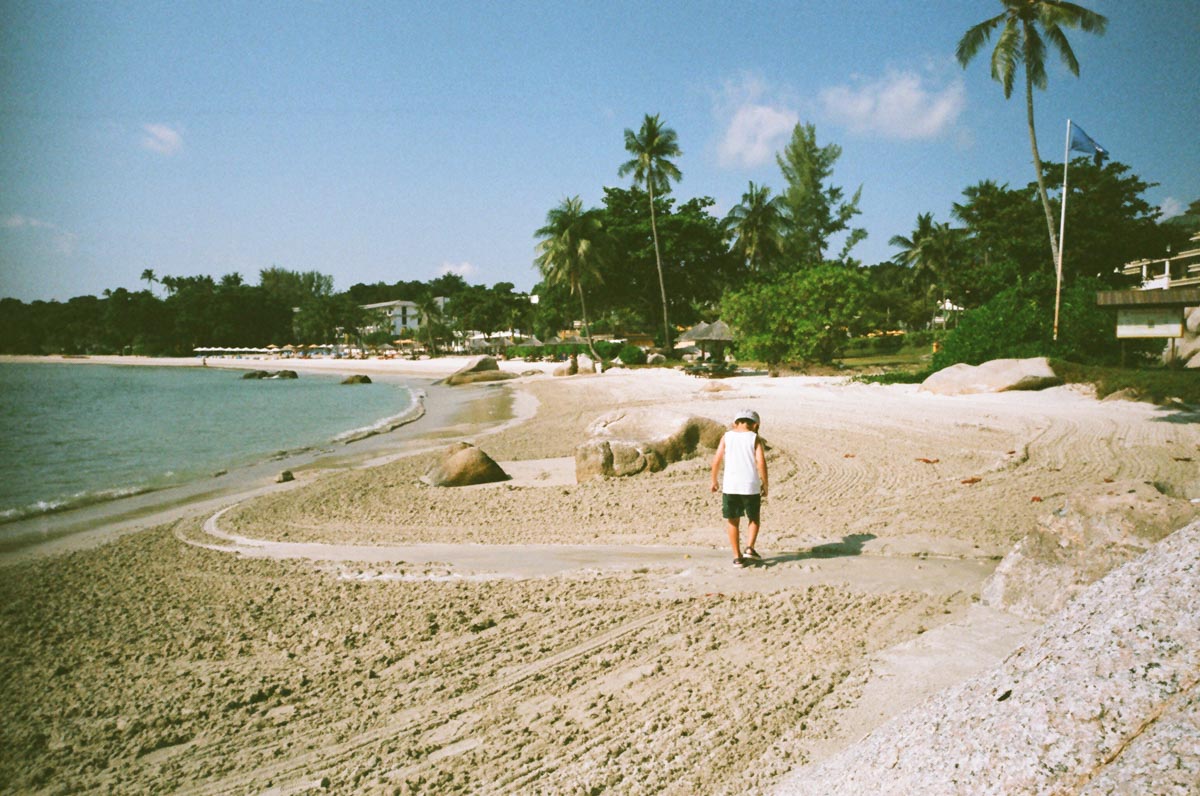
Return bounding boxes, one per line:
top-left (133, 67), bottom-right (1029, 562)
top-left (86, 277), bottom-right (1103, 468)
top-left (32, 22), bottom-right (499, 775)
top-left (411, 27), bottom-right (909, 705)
top-left (618, 113), bottom-right (682, 349)
top-left (957, 0), bottom-right (1107, 270)
top-left (724, 181), bottom-right (785, 274)
top-left (534, 196), bottom-right (606, 363)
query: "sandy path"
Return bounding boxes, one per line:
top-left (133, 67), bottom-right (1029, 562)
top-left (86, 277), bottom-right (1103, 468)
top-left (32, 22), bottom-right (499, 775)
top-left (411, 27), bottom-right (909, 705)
top-left (1, 365), bottom-right (1196, 794)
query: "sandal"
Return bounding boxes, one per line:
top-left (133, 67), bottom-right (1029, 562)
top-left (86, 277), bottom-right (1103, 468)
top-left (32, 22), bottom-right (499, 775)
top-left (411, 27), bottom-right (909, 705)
top-left (733, 558), bottom-right (746, 568)
top-left (745, 547), bottom-right (761, 559)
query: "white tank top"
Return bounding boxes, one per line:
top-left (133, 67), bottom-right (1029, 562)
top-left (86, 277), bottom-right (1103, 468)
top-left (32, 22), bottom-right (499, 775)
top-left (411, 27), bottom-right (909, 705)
top-left (722, 430), bottom-right (761, 495)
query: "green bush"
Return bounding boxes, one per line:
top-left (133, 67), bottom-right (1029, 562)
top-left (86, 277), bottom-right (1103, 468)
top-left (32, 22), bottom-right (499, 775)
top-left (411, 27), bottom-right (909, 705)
top-left (932, 278), bottom-right (1126, 370)
top-left (871, 335), bottom-right (905, 354)
top-left (618, 344), bottom-right (647, 365)
top-left (594, 340), bottom-right (622, 359)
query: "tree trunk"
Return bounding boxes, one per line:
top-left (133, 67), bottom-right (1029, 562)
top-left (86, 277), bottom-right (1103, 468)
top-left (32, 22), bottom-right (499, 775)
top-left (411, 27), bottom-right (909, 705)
top-left (578, 287), bottom-right (600, 364)
top-left (646, 179), bottom-right (672, 351)
top-left (1026, 71), bottom-right (1060, 271)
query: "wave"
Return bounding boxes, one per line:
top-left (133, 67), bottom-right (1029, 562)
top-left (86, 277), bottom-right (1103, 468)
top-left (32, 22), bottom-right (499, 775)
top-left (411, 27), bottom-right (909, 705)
top-left (332, 389), bottom-right (427, 444)
top-left (0, 484), bottom-right (157, 525)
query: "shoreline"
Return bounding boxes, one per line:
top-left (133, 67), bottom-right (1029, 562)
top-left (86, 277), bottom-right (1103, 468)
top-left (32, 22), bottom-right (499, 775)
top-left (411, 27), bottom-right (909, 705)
top-left (0, 355), bottom-right (542, 561)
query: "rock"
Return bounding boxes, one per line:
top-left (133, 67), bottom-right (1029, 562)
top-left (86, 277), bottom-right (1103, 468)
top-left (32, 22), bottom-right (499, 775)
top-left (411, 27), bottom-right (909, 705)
top-left (774, 519), bottom-right (1200, 796)
top-left (447, 370), bottom-right (517, 385)
top-left (442, 356), bottom-right (514, 386)
top-left (575, 410), bottom-right (726, 482)
top-left (646, 353), bottom-right (666, 365)
top-left (341, 374), bottom-right (371, 384)
top-left (919, 357), bottom-right (1061, 395)
top-left (276, 470), bottom-right (294, 483)
top-left (242, 370), bottom-right (269, 380)
top-left (1169, 305), bottom-right (1199, 367)
top-left (980, 481), bottom-right (1198, 621)
top-left (274, 370), bottom-right (298, 379)
top-left (422, 442), bottom-right (509, 487)
top-left (553, 361), bottom-right (579, 377)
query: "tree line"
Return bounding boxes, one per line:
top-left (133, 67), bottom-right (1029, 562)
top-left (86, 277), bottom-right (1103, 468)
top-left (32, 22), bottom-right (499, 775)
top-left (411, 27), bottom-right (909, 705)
top-left (3, 2), bottom-right (1196, 366)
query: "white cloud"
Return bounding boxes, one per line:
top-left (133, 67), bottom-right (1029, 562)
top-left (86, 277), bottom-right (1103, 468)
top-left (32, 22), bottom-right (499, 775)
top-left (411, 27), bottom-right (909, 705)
top-left (141, 123), bottom-right (184, 155)
top-left (1158, 197), bottom-right (1186, 220)
top-left (820, 69), bottom-right (965, 140)
top-left (714, 74), bottom-right (799, 169)
top-left (1, 214), bottom-right (77, 255)
top-left (438, 261), bottom-right (478, 279)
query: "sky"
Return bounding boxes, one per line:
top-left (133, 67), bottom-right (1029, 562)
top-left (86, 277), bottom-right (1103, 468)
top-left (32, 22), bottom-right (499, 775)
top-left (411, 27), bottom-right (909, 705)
top-left (2, 0), bottom-right (1198, 303)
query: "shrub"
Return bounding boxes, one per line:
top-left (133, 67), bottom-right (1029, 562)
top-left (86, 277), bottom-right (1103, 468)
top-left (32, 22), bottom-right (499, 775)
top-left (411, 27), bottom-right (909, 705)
top-left (594, 340), bottom-right (622, 359)
top-left (932, 278), bottom-right (1128, 370)
top-left (618, 344), bottom-right (647, 365)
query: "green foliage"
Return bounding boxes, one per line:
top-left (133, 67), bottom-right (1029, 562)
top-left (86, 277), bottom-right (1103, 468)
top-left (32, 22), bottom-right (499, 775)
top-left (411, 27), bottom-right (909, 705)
top-left (1051, 361), bottom-right (1200, 405)
top-left (593, 340), bottom-right (623, 359)
top-left (618, 343), bottom-right (647, 365)
top-left (721, 264), bottom-right (869, 365)
top-left (931, 277), bottom-right (1125, 369)
top-left (776, 122), bottom-right (866, 264)
top-left (854, 369), bottom-right (932, 385)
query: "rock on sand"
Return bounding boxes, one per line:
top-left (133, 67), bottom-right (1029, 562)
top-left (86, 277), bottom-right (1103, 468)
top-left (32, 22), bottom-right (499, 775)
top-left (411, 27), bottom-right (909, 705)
top-left (421, 442), bottom-right (509, 487)
top-left (920, 356), bottom-right (1061, 395)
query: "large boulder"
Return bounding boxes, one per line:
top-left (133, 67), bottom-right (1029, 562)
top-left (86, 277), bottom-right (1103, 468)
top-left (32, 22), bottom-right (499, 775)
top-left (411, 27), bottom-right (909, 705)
top-left (442, 356), bottom-right (516, 386)
top-left (981, 480), bottom-right (1199, 621)
top-left (575, 410), bottom-right (726, 482)
top-left (919, 356), bottom-right (1061, 395)
top-left (341, 374), bottom-right (371, 384)
top-left (421, 442), bottom-right (509, 487)
top-left (1170, 305), bottom-right (1199, 368)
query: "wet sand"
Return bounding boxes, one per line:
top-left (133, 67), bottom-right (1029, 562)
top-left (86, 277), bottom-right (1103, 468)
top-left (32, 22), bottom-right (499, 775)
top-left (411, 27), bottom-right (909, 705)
top-left (1, 360), bottom-right (1197, 794)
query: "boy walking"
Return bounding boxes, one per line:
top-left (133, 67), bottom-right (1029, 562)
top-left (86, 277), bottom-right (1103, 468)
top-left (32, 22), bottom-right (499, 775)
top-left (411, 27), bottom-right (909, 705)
top-left (710, 409), bottom-right (768, 567)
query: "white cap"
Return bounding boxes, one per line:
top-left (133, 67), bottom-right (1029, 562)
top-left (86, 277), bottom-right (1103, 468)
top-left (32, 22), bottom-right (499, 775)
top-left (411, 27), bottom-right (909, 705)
top-left (734, 409), bottom-right (760, 425)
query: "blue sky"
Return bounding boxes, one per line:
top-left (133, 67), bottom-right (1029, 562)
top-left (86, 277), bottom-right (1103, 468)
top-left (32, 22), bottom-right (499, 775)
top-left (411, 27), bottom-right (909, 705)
top-left (2, 0), bottom-right (1197, 302)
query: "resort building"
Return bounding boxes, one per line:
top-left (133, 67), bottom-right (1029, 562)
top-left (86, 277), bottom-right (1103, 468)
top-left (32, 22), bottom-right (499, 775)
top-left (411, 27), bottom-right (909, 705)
top-left (361, 298), bottom-right (447, 336)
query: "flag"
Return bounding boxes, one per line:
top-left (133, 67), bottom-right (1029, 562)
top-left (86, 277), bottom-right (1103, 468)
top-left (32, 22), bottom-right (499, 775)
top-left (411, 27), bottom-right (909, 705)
top-left (1069, 123), bottom-right (1109, 166)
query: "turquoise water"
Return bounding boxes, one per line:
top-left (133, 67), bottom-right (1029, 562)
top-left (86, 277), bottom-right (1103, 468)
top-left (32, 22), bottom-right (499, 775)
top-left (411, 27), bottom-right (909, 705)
top-left (0, 363), bottom-right (416, 522)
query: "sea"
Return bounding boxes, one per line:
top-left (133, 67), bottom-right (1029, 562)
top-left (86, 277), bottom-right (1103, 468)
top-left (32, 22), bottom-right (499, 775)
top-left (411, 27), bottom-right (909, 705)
top-left (0, 362), bottom-right (418, 524)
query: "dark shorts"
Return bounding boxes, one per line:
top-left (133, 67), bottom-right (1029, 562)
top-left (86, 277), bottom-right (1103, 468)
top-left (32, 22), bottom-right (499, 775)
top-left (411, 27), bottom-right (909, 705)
top-left (722, 493), bottom-right (761, 522)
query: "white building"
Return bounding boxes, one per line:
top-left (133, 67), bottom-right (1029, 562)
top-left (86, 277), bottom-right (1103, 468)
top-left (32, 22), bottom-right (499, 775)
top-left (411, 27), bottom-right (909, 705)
top-left (361, 298), bottom-right (447, 336)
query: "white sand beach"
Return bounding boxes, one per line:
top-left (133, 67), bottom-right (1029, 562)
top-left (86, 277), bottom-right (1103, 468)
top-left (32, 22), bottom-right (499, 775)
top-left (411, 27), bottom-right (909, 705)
top-left (1, 355), bottom-right (1197, 793)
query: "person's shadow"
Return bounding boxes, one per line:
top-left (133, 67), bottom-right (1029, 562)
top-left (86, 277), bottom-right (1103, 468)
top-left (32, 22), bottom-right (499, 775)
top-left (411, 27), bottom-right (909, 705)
top-left (751, 533), bottom-right (875, 567)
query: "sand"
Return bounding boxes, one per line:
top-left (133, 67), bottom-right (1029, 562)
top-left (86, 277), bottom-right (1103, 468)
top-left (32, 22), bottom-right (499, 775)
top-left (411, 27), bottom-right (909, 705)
top-left (1, 356), bottom-right (1197, 794)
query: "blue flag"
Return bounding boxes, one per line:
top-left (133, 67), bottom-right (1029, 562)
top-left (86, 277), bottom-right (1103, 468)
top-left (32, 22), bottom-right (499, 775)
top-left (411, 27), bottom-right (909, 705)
top-left (1069, 123), bottom-right (1109, 166)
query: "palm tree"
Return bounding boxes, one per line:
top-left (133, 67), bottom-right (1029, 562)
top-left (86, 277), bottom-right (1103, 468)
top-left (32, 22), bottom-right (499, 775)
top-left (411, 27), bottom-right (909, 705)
top-left (724, 181), bottom-right (785, 274)
top-left (618, 113), bottom-right (682, 349)
top-left (140, 268), bottom-right (157, 294)
top-left (890, 214), bottom-right (965, 324)
top-left (415, 293), bottom-right (444, 356)
top-left (957, 0), bottom-right (1107, 270)
top-left (534, 196), bottom-right (606, 363)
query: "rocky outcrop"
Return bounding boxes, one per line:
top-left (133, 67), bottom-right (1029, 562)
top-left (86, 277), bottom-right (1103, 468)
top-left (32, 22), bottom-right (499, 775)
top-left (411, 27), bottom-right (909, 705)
top-left (575, 410), bottom-right (726, 482)
top-left (981, 481), bottom-right (1199, 621)
top-left (340, 374), bottom-right (371, 385)
top-left (242, 370), bottom-right (298, 380)
top-left (919, 357), bottom-right (1061, 395)
top-left (774, 519), bottom-right (1200, 795)
top-left (1172, 305), bottom-right (1199, 368)
top-left (442, 356), bottom-right (517, 386)
top-left (421, 442), bottom-right (509, 487)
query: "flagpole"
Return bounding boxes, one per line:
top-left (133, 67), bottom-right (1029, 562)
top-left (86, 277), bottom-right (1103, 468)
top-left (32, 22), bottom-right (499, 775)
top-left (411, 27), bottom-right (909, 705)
top-left (1054, 119), bottom-right (1072, 342)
